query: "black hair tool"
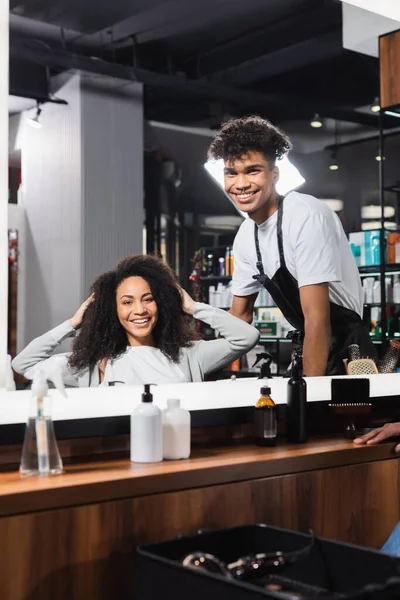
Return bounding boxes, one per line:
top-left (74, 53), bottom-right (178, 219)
top-left (252, 352), bottom-right (273, 379)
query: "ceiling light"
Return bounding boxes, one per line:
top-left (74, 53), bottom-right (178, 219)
top-left (361, 205), bottom-right (395, 219)
top-left (384, 110), bottom-right (400, 118)
top-left (310, 113), bottom-right (323, 128)
top-left (328, 152), bottom-right (339, 171)
top-left (321, 199), bottom-right (343, 212)
top-left (361, 221), bottom-right (396, 231)
top-left (370, 97), bottom-right (380, 113)
top-left (26, 103), bottom-right (42, 129)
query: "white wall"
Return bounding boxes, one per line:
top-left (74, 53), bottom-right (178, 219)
top-left (21, 73), bottom-right (83, 345)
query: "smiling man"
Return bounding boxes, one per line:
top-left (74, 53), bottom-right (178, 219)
top-left (208, 116), bottom-right (376, 376)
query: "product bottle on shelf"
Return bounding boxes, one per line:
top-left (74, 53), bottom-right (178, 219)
top-left (386, 276), bottom-right (393, 303)
top-left (206, 252), bottom-right (214, 276)
top-left (394, 275), bottom-right (400, 304)
top-left (363, 278), bottom-right (374, 304)
top-left (218, 257), bottom-right (225, 276)
top-left (225, 247), bottom-right (231, 276)
top-left (209, 285), bottom-right (216, 306)
top-left (373, 279), bottom-right (381, 304)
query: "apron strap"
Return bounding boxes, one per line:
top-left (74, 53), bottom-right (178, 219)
top-left (277, 196), bottom-right (287, 270)
top-left (253, 223), bottom-right (268, 285)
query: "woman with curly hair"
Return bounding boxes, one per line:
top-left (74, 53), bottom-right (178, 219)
top-left (208, 115), bottom-right (375, 376)
top-left (12, 254), bottom-right (259, 386)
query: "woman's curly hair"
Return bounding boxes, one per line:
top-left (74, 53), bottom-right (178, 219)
top-left (208, 115), bottom-right (292, 165)
top-left (68, 254), bottom-right (196, 372)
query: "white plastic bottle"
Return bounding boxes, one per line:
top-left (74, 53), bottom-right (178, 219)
top-left (131, 384), bottom-right (163, 463)
top-left (394, 275), bottom-right (400, 304)
top-left (162, 398), bottom-right (191, 460)
top-left (208, 285), bottom-right (216, 306)
top-left (373, 279), bottom-right (381, 304)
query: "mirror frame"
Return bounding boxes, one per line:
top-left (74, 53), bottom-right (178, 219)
top-left (0, 5), bottom-right (9, 388)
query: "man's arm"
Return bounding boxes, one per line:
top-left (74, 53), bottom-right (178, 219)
top-left (299, 283), bottom-right (331, 376)
top-left (230, 294), bottom-right (258, 324)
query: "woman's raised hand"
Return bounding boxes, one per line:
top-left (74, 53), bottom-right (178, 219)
top-left (69, 294), bottom-right (94, 329)
top-left (179, 287), bottom-right (196, 316)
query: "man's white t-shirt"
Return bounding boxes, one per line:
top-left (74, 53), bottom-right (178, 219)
top-left (232, 191), bottom-right (363, 317)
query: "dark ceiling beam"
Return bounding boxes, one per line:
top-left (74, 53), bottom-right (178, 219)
top-left (10, 41), bottom-right (398, 129)
top-left (205, 31), bottom-right (343, 85)
top-left (85, 0), bottom-right (247, 47)
top-left (191, 1), bottom-right (341, 75)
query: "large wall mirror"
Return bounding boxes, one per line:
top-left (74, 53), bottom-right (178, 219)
top-left (4, 1), bottom-right (400, 389)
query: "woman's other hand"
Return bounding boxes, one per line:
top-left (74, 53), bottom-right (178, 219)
top-left (354, 422), bottom-right (400, 452)
top-left (179, 287), bottom-right (196, 316)
top-left (69, 294), bottom-right (94, 329)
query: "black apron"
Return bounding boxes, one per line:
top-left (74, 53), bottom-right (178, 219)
top-left (252, 197), bottom-right (377, 375)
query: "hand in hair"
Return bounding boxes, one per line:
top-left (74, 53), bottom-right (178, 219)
top-left (69, 294), bottom-right (95, 330)
top-left (179, 287), bottom-right (196, 316)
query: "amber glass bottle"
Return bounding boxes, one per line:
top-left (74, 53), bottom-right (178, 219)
top-left (254, 384), bottom-right (277, 447)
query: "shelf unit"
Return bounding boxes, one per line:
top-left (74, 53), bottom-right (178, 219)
top-left (374, 99), bottom-right (400, 342)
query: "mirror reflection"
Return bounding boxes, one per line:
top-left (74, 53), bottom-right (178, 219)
top-left (7, 1), bottom-right (400, 389)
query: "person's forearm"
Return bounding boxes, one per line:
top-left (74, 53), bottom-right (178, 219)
top-left (229, 306), bottom-right (253, 324)
top-left (302, 320), bottom-right (331, 376)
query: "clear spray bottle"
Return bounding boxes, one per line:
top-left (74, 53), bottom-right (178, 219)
top-left (20, 364), bottom-right (67, 476)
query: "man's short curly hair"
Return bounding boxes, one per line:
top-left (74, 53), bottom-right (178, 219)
top-left (208, 115), bottom-right (292, 165)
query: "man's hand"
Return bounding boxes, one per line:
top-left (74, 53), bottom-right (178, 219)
top-left (300, 283), bottom-right (331, 377)
top-left (230, 294), bottom-right (258, 324)
top-left (354, 423), bottom-right (400, 452)
top-left (69, 294), bottom-right (94, 330)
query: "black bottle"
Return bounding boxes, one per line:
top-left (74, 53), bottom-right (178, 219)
top-left (287, 350), bottom-right (307, 443)
top-left (254, 382), bottom-right (277, 447)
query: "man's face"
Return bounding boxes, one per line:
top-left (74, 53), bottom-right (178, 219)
top-left (223, 151), bottom-right (279, 217)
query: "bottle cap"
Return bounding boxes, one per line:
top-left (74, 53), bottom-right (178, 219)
top-left (260, 386), bottom-right (271, 395)
top-left (142, 383), bottom-right (156, 403)
top-left (167, 398), bottom-right (180, 409)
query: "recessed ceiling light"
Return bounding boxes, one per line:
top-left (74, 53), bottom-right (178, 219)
top-left (321, 199), bottom-right (343, 212)
top-left (361, 205), bottom-right (395, 219)
top-left (310, 113), bottom-right (323, 128)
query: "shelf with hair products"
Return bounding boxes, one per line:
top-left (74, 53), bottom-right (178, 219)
top-left (346, 94), bottom-right (400, 346)
top-left (190, 246), bottom-right (295, 377)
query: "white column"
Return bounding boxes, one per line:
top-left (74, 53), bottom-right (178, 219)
top-left (0, 2), bottom-right (9, 388)
top-left (19, 72), bottom-right (143, 346)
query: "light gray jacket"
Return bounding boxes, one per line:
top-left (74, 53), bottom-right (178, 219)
top-left (12, 302), bottom-right (260, 387)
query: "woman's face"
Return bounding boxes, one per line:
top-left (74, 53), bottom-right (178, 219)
top-left (116, 276), bottom-right (158, 346)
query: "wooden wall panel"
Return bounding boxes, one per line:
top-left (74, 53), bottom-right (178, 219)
top-left (380, 30), bottom-right (400, 109)
top-left (0, 458), bottom-right (398, 600)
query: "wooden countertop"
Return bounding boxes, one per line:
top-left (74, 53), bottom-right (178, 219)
top-left (0, 437), bottom-right (396, 518)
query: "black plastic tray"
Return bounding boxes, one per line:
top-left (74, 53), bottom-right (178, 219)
top-left (137, 524), bottom-right (400, 600)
